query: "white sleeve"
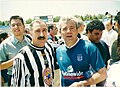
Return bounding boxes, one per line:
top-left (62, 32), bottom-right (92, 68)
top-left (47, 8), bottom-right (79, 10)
top-left (11, 53), bottom-right (26, 87)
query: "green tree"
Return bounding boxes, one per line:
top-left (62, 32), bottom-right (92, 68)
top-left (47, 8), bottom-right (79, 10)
top-left (89, 14), bottom-right (93, 20)
top-left (93, 15), bottom-right (98, 19)
top-left (84, 14), bottom-right (90, 21)
top-left (74, 15), bottom-right (80, 18)
top-left (53, 16), bottom-right (60, 22)
top-left (97, 14), bottom-right (104, 19)
top-left (80, 16), bottom-right (84, 21)
top-left (4, 20), bottom-right (9, 26)
top-left (0, 21), bottom-right (3, 25)
top-left (26, 18), bottom-right (33, 24)
top-left (2, 22), bottom-right (5, 26)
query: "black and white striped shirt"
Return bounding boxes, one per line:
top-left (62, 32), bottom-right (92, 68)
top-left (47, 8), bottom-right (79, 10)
top-left (11, 41), bottom-right (58, 87)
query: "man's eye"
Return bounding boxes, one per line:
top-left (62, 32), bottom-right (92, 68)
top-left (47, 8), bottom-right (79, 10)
top-left (17, 23), bottom-right (21, 26)
top-left (11, 23), bottom-right (22, 27)
top-left (70, 28), bottom-right (74, 30)
top-left (95, 33), bottom-right (99, 35)
top-left (12, 24), bottom-right (15, 27)
top-left (63, 28), bottom-right (67, 31)
top-left (43, 29), bottom-right (47, 32)
top-left (36, 30), bottom-right (40, 32)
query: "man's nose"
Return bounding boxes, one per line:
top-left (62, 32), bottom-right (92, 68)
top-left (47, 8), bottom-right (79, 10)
top-left (67, 28), bottom-right (71, 32)
top-left (97, 33), bottom-right (102, 38)
top-left (14, 25), bottom-right (18, 28)
top-left (40, 32), bottom-right (43, 36)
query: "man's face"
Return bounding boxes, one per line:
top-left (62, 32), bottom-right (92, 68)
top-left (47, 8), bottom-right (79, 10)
top-left (78, 24), bottom-right (85, 33)
top-left (117, 21), bottom-right (120, 34)
top-left (60, 20), bottom-right (78, 44)
top-left (105, 22), bottom-right (112, 31)
top-left (52, 25), bottom-right (58, 35)
top-left (88, 29), bottom-right (103, 43)
top-left (10, 19), bottom-right (25, 36)
top-left (31, 22), bottom-right (48, 47)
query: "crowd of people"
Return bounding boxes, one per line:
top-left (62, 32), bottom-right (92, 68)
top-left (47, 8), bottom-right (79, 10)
top-left (0, 11), bottom-right (120, 87)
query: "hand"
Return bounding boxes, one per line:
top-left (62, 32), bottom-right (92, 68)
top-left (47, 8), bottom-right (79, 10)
top-left (1, 76), bottom-right (4, 85)
top-left (69, 81), bottom-right (84, 87)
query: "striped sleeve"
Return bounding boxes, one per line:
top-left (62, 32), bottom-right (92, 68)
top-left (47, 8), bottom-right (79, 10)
top-left (11, 53), bottom-right (26, 87)
top-left (46, 41), bottom-right (59, 70)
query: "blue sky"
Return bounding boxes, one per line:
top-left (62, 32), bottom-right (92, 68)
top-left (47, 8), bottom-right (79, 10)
top-left (0, 0), bottom-right (120, 21)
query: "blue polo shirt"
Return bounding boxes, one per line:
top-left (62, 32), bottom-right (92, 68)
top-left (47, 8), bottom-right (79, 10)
top-left (56, 39), bottom-right (105, 86)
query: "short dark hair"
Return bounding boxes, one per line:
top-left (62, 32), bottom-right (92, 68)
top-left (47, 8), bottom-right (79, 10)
top-left (115, 11), bottom-right (120, 25)
top-left (10, 15), bottom-right (24, 25)
top-left (48, 25), bottom-right (54, 32)
top-left (0, 32), bottom-right (8, 43)
top-left (115, 11), bottom-right (120, 47)
top-left (86, 19), bottom-right (105, 33)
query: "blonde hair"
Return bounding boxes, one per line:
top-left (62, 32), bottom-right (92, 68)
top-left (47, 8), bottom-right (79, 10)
top-left (59, 16), bottom-right (79, 29)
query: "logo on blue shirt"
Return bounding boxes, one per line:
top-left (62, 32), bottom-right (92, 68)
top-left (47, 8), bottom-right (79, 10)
top-left (77, 54), bottom-right (83, 62)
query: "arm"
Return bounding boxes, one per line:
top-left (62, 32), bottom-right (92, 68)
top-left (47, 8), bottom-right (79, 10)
top-left (69, 67), bottom-right (107, 87)
top-left (53, 69), bottom-right (61, 87)
top-left (0, 58), bottom-right (13, 70)
top-left (0, 42), bottom-right (14, 70)
top-left (11, 54), bottom-right (25, 87)
top-left (83, 67), bottom-right (107, 85)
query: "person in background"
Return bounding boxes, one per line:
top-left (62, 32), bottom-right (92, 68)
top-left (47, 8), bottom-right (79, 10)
top-left (110, 12), bottom-right (120, 64)
top-left (113, 22), bottom-right (118, 32)
top-left (105, 11), bottom-right (120, 86)
top-left (0, 15), bottom-right (31, 86)
top-left (56, 17), bottom-right (107, 87)
top-left (0, 32), bottom-right (9, 43)
top-left (47, 24), bottom-right (61, 87)
top-left (24, 27), bottom-right (32, 41)
top-left (24, 27), bottom-right (30, 34)
top-left (86, 19), bottom-right (110, 86)
top-left (11, 19), bottom-right (59, 87)
top-left (77, 20), bottom-right (87, 40)
top-left (48, 24), bottom-right (58, 42)
top-left (0, 32), bottom-right (9, 86)
top-left (101, 19), bottom-right (118, 54)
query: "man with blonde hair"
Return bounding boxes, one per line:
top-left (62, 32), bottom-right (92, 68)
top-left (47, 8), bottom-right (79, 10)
top-left (56, 17), bottom-right (107, 86)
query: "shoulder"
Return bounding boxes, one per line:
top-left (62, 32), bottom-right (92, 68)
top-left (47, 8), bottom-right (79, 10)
top-left (45, 41), bottom-right (55, 51)
top-left (20, 45), bottom-right (30, 52)
top-left (14, 46), bottom-right (29, 60)
top-left (25, 34), bottom-right (32, 41)
top-left (48, 34), bottom-right (52, 39)
top-left (112, 40), bottom-right (117, 45)
top-left (56, 44), bottom-right (66, 51)
top-left (100, 40), bottom-right (108, 46)
top-left (46, 40), bottom-right (53, 47)
top-left (80, 40), bottom-right (97, 48)
top-left (0, 36), bottom-right (14, 47)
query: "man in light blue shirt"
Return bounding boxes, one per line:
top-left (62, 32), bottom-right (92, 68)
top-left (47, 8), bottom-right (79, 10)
top-left (0, 15), bottom-right (31, 86)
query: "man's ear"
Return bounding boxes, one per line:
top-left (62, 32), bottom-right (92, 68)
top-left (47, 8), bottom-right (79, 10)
top-left (88, 30), bottom-right (92, 36)
top-left (1, 38), bottom-right (4, 42)
top-left (88, 30), bottom-right (90, 34)
top-left (59, 29), bottom-right (61, 34)
top-left (23, 25), bottom-right (25, 28)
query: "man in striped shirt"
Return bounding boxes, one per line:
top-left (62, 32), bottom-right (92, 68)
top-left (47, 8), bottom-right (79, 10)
top-left (11, 19), bottom-right (59, 87)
